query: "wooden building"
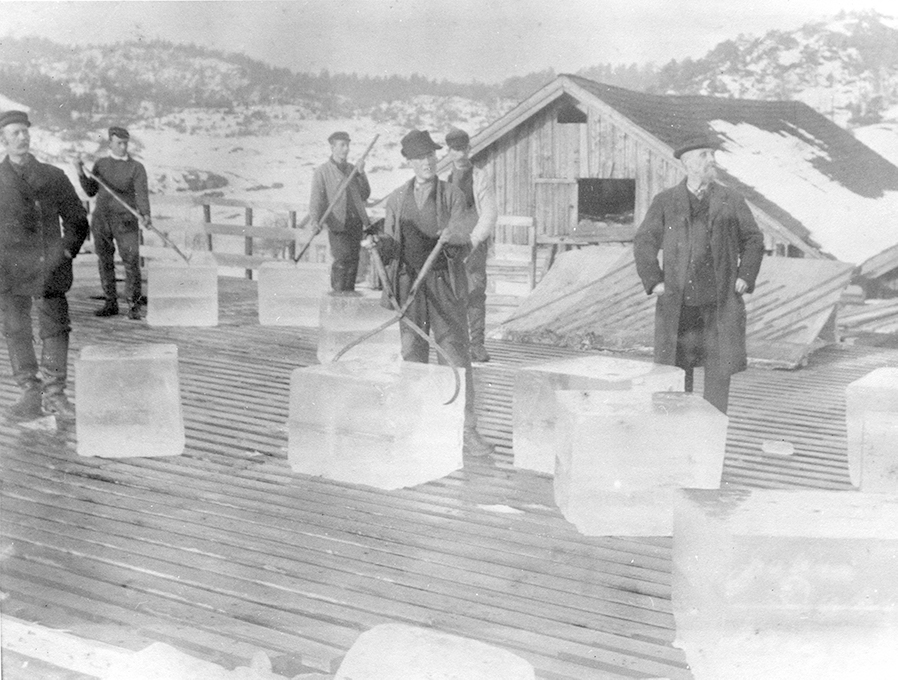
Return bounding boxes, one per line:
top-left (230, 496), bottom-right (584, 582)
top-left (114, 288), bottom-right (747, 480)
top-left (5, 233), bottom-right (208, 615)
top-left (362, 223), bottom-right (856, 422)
top-left (452, 74), bottom-right (898, 269)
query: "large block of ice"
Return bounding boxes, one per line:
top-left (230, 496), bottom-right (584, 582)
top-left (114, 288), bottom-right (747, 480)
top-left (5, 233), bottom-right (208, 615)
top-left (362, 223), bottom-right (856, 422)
top-left (845, 367), bottom-right (898, 492)
top-left (335, 623), bottom-right (535, 680)
top-left (289, 360), bottom-right (464, 489)
top-left (554, 390), bottom-right (727, 536)
top-left (146, 253), bottom-right (218, 327)
top-left (513, 356), bottom-right (683, 474)
top-left (672, 489), bottom-right (898, 680)
top-left (257, 261), bottom-right (331, 327)
top-left (75, 343), bottom-right (184, 458)
top-left (316, 291), bottom-right (402, 364)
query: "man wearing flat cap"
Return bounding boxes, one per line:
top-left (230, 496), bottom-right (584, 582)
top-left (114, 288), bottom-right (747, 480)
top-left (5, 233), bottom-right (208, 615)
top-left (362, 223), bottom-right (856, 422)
top-left (445, 127), bottom-right (498, 363)
top-left (76, 126), bottom-right (151, 320)
top-left (0, 110), bottom-right (90, 421)
top-left (309, 131), bottom-right (371, 292)
top-left (365, 129), bottom-right (494, 457)
top-left (633, 136), bottom-right (764, 413)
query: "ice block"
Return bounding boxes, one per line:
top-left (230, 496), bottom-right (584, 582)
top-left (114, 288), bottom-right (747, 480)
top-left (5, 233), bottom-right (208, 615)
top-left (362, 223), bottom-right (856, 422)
top-left (335, 623), bottom-right (535, 680)
top-left (316, 291), bottom-right (402, 364)
top-left (146, 252), bottom-right (218, 326)
top-left (672, 489), bottom-right (898, 680)
top-left (845, 367), bottom-right (898, 492)
top-left (513, 356), bottom-right (683, 474)
top-left (75, 343), bottom-right (185, 458)
top-left (257, 261), bottom-right (331, 327)
top-left (289, 359), bottom-right (464, 489)
top-left (554, 390), bottom-right (727, 536)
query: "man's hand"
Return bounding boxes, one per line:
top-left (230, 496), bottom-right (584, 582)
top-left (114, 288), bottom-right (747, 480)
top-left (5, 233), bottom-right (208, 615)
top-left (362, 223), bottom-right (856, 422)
top-left (361, 235), bottom-right (376, 250)
top-left (356, 159), bottom-right (366, 175)
top-left (651, 282), bottom-right (666, 296)
top-left (735, 278), bottom-right (748, 294)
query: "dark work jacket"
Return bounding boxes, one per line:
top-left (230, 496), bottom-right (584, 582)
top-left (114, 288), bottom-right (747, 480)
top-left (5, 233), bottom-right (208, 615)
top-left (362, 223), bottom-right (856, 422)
top-left (0, 155), bottom-right (90, 296)
top-left (633, 180), bottom-right (765, 376)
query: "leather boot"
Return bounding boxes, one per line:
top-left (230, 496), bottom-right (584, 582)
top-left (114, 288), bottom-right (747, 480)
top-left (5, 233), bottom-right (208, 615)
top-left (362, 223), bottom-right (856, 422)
top-left (470, 344), bottom-right (491, 363)
top-left (94, 299), bottom-right (119, 317)
top-left (463, 426), bottom-right (494, 457)
top-left (6, 333), bottom-right (43, 420)
top-left (41, 334), bottom-right (75, 420)
top-left (127, 299), bottom-right (141, 320)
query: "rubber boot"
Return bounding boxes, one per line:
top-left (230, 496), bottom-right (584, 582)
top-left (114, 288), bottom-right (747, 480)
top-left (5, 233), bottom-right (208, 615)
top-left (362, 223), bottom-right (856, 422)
top-left (40, 334), bottom-right (75, 420)
top-left (6, 334), bottom-right (43, 421)
top-left (127, 297), bottom-right (141, 320)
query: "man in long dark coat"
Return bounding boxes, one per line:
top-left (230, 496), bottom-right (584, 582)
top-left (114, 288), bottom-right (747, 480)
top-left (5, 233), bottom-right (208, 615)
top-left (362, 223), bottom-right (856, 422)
top-left (633, 137), bottom-right (764, 414)
top-left (0, 110), bottom-right (90, 420)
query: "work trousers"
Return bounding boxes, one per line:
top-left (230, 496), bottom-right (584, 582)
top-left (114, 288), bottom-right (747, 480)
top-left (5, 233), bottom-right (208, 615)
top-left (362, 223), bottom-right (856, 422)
top-left (464, 239), bottom-right (489, 348)
top-left (677, 304), bottom-right (732, 414)
top-left (93, 215), bottom-right (141, 303)
top-left (328, 223), bottom-right (363, 292)
top-left (0, 292), bottom-right (71, 393)
top-left (396, 267), bottom-right (476, 429)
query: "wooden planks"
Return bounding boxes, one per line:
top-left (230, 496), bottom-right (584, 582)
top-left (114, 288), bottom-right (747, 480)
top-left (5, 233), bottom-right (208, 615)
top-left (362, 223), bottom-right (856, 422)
top-left (2, 275), bottom-right (896, 679)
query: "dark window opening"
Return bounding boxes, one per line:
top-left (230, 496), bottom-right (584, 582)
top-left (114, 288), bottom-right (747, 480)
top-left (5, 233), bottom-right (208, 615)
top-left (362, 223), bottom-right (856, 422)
top-left (557, 103), bottom-right (587, 124)
top-left (577, 178), bottom-right (635, 223)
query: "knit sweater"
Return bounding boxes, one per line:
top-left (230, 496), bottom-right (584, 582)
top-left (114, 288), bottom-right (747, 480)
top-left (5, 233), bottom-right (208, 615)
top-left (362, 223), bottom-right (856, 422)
top-left (80, 156), bottom-right (150, 220)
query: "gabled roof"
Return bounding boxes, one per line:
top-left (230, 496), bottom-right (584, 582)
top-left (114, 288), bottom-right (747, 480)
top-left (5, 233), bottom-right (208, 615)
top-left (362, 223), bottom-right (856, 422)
top-left (466, 74), bottom-right (898, 266)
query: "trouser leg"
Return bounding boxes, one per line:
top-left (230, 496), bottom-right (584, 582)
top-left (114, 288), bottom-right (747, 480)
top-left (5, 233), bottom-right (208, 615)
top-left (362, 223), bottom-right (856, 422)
top-left (464, 240), bottom-right (489, 349)
top-left (702, 365), bottom-right (731, 414)
top-left (114, 222), bottom-right (142, 303)
top-left (93, 219), bottom-right (118, 301)
top-left (1, 293), bottom-right (40, 390)
top-left (37, 295), bottom-right (71, 397)
top-left (328, 227), bottom-right (362, 292)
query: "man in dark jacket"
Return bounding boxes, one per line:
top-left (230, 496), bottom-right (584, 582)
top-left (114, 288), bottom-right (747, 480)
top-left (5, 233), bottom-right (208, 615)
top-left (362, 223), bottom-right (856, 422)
top-left (365, 129), bottom-right (494, 458)
top-left (0, 110), bottom-right (90, 421)
top-left (633, 137), bottom-right (764, 414)
top-left (76, 126), bottom-right (151, 319)
top-left (309, 131), bottom-right (371, 292)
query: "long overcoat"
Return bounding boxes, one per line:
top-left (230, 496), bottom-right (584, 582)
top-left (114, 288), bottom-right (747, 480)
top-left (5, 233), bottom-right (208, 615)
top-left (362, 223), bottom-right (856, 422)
top-left (0, 155), bottom-right (89, 297)
top-left (633, 180), bottom-right (765, 377)
top-left (308, 159), bottom-right (371, 233)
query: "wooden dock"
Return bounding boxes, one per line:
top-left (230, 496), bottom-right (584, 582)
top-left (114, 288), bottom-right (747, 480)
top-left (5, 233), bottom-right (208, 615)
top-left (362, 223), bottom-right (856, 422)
top-left (2, 276), bottom-right (897, 679)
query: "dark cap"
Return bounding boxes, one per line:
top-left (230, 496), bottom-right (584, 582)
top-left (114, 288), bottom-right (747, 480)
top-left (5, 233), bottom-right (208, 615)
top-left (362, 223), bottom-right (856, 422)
top-left (673, 137), bottom-right (720, 159)
top-left (400, 129), bottom-right (441, 159)
top-left (328, 131), bottom-right (350, 144)
top-left (445, 128), bottom-right (470, 150)
top-left (0, 110), bottom-right (30, 129)
top-left (108, 126), bottom-right (130, 140)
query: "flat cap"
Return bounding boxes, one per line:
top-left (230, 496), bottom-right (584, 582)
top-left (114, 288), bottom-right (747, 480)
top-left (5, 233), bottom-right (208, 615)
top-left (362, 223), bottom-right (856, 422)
top-left (400, 129), bottom-right (441, 160)
top-left (108, 126), bottom-right (130, 140)
top-left (0, 110), bottom-right (30, 129)
top-left (445, 128), bottom-right (470, 150)
top-left (673, 136), bottom-right (720, 159)
top-left (328, 131), bottom-right (351, 144)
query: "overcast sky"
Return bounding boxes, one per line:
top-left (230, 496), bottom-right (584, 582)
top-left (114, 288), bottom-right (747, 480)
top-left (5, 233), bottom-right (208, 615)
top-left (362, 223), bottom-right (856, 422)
top-left (3, 1), bottom-right (896, 82)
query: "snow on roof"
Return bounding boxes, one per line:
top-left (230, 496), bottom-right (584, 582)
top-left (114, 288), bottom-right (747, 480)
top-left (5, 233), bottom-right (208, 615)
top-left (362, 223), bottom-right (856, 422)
top-left (0, 94), bottom-right (29, 112)
top-left (855, 123), bottom-right (898, 168)
top-left (712, 119), bottom-right (898, 265)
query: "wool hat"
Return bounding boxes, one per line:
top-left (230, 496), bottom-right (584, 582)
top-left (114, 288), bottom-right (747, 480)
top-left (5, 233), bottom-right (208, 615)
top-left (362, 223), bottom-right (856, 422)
top-left (108, 126), bottom-right (130, 140)
top-left (445, 128), bottom-right (470, 150)
top-left (400, 129), bottom-right (441, 159)
top-left (0, 110), bottom-right (30, 129)
top-left (673, 136), bottom-right (720, 159)
top-left (328, 131), bottom-right (351, 144)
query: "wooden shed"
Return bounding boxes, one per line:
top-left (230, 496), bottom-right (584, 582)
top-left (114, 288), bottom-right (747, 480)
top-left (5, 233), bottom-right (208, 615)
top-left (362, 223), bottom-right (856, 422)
top-left (455, 74), bottom-right (898, 270)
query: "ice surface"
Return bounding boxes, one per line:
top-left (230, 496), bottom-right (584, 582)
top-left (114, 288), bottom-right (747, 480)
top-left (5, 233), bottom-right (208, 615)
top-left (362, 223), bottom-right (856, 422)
top-left (146, 252), bottom-right (218, 327)
top-left (553, 391), bottom-right (726, 536)
top-left (513, 356), bottom-right (683, 474)
top-left (672, 489), bottom-right (898, 679)
top-left (335, 623), bottom-right (535, 680)
top-left (257, 261), bottom-right (331, 327)
top-left (845, 367), bottom-right (898, 491)
top-left (288, 360), bottom-right (464, 489)
top-left (75, 344), bottom-right (184, 458)
top-left (316, 291), bottom-right (402, 364)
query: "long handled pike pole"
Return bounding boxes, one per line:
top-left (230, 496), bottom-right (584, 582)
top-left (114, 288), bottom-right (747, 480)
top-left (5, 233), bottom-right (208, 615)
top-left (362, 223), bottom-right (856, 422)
top-left (82, 166), bottom-right (192, 264)
top-left (293, 134), bottom-right (379, 263)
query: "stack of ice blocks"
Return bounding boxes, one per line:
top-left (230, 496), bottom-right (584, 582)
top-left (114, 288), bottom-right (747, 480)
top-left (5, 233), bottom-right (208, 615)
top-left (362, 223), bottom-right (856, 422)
top-left (257, 261), bottom-right (331, 327)
top-left (147, 252), bottom-right (218, 326)
top-left (513, 356), bottom-right (683, 474)
top-left (75, 343), bottom-right (185, 458)
top-left (317, 291), bottom-right (401, 364)
top-left (845, 367), bottom-right (898, 492)
top-left (554, 390), bottom-right (727, 536)
top-left (672, 489), bottom-right (898, 680)
top-left (288, 360), bottom-right (464, 489)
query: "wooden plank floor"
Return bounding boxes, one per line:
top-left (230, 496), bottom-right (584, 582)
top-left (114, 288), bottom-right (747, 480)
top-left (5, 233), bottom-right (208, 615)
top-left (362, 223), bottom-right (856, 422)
top-left (2, 275), bottom-right (897, 679)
